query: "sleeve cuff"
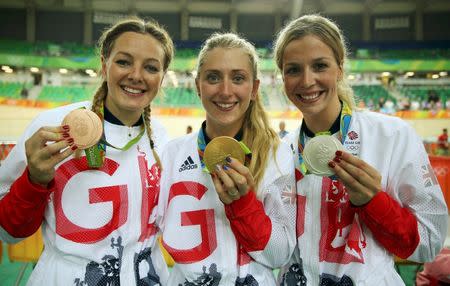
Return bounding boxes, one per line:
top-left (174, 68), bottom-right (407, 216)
top-left (18, 168), bottom-right (54, 201)
top-left (357, 191), bottom-right (393, 221)
top-left (224, 191), bottom-right (258, 219)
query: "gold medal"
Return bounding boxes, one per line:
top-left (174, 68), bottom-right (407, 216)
top-left (204, 136), bottom-right (245, 172)
top-left (62, 109), bottom-right (103, 150)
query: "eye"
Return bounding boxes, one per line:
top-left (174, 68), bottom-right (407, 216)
top-left (206, 73), bottom-right (220, 83)
top-left (313, 62), bottom-right (328, 71)
top-left (145, 65), bottom-right (160, 73)
top-left (115, 59), bottom-right (130, 67)
top-left (233, 74), bottom-right (245, 83)
top-left (284, 66), bottom-right (300, 75)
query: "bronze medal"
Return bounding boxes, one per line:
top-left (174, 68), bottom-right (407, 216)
top-left (62, 109), bottom-right (103, 149)
top-left (204, 136), bottom-right (245, 172)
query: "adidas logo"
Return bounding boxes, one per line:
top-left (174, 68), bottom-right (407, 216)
top-left (179, 156), bottom-right (198, 172)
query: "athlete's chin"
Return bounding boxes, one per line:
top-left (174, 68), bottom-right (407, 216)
top-left (123, 98), bottom-right (151, 111)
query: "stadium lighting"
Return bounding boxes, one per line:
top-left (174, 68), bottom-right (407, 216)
top-left (348, 74), bottom-right (355, 80)
top-left (4, 68), bottom-right (13, 73)
top-left (1, 65), bottom-right (11, 71)
top-left (381, 72), bottom-right (391, 77)
top-left (30, 67), bottom-right (40, 73)
top-left (88, 72), bottom-right (97, 77)
top-left (406, 71), bottom-right (414, 77)
top-left (85, 69), bottom-right (95, 75)
top-left (439, 71), bottom-right (447, 77)
top-left (431, 74), bottom-right (439, 79)
top-left (59, 68), bottom-right (68, 74)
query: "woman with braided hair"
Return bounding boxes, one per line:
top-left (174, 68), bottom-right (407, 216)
top-left (0, 17), bottom-right (173, 285)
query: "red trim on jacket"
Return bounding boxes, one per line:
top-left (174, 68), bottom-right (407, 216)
top-left (224, 190), bottom-right (272, 252)
top-left (0, 168), bottom-right (53, 238)
top-left (357, 191), bottom-right (420, 259)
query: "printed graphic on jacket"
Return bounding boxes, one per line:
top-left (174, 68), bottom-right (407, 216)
top-left (162, 182), bottom-right (218, 263)
top-left (74, 237), bottom-right (123, 286)
top-left (179, 264), bottom-right (222, 286)
top-left (137, 148), bottom-right (161, 242)
top-left (53, 154), bottom-right (160, 244)
top-left (279, 259), bottom-right (307, 286)
top-left (422, 164), bottom-right (438, 187)
top-left (319, 179), bottom-right (366, 264)
top-left (235, 274), bottom-right (258, 286)
top-left (319, 273), bottom-right (354, 286)
top-left (134, 246), bottom-right (160, 285)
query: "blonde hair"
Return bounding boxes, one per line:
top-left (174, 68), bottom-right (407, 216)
top-left (91, 17), bottom-right (174, 168)
top-left (196, 33), bottom-right (280, 190)
top-left (273, 14), bottom-right (356, 109)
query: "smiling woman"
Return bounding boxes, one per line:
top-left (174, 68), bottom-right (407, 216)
top-left (196, 46), bottom-right (258, 139)
top-left (274, 14), bottom-right (448, 286)
top-left (157, 32), bottom-right (296, 285)
top-left (101, 31), bottom-right (166, 126)
top-left (0, 17), bottom-right (174, 285)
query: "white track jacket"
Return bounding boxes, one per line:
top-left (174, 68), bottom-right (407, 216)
top-left (0, 101), bottom-right (169, 285)
top-left (158, 132), bottom-right (297, 285)
top-left (279, 110), bottom-right (448, 286)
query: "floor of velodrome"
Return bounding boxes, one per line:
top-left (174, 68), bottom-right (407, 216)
top-left (1, 216), bottom-right (449, 286)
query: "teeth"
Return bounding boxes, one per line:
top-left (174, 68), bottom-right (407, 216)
top-left (123, 86), bottom-right (143, 94)
top-left (300, 92), bottom-right (320, 100)
top-left (216, 102), bottom-right (235, 108)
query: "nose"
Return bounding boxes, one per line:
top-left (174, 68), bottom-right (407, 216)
top-left (128, 65), bottom-right (143, 82)
top-left (299, 68), bottom-right (315, 88)
top-left (219, 78), bottom-right (233, 96)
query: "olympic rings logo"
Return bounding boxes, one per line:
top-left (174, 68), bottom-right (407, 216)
top-left (433, 166), bottom-right (449, 177)
top-left (346, 145), bottom-right (359, 151)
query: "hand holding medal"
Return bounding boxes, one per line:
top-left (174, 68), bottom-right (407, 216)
top-left (302, 134), bottom-right (380, 205)
top-left (328, 149), bottom-right (382, 206)
top-left (204, 136), bottom-right (254, 204)
top-left (24, 108), bottom-right (102, 187)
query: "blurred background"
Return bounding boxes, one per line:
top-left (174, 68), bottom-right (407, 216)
top-left (0, 0), bottom-right (449, 285)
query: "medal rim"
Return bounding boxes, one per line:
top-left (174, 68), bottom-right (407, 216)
top-left (203, 136), bottom-right (246, 171)
top-left (303, 134), bottom-right (344, 176)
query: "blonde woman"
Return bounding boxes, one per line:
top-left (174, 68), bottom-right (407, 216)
top-left (157, 33), bottom-right (296, 285)
top-left (274, 14), bottom-right (448, 285)
top-left (0, 17), bottom-right (173, 285)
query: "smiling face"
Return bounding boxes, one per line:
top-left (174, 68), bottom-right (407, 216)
top-left (102, 31), bottom-right (165, 126)
top-left (282, 35), bottom-right (342, 130)
top-left (196, 47), bottom-right (259, 138)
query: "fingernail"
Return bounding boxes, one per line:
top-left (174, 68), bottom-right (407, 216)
top-left (225, 156), bottom-right (232, 163)
top-left (71, 145), bottom-right (78, 150)
top-left (67, 138), bottom-right (74, 144)
top-left (223, 164), bottom-right (230, 170)
top-left (62, 125), bottom-right (70, 130)
top-left (333, 157), bottom-right (341, 163)
top-left (328, 161), bottom-right (336, 168)
top-left (335, 150), bottom-right (343, 156)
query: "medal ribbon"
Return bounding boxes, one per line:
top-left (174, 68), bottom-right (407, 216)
top-left (85, 104), bottom-right (145, 168)
top-left (297, 101), bottom-right (352, 176)
top-left (197, 127), bottom-right (252, 173)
